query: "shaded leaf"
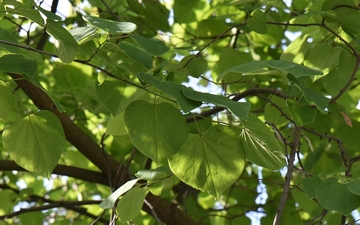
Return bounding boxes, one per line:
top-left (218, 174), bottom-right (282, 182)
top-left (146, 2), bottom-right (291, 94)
top-left (302, 175), bottom-right (323, 199)
top-left (2, 111), bottom-right (66, 177)
top-left (100, 179), bottom-right (139, 209)
top-left (46, 20), bottom-right (79, 63)
top-left (96, 77), bottom-right (146, 116)
top-left (247, 9), bottom-right (267, 34)
top-left (83, 15), bottom-right (136, 34)
top-left (130, 34), bottom-right (169, 56)
top-left (118, 42), bottom-right (153, 69)
top-left (0, 54), bottom-right (37, 77)
top-left (316, 178), bottom-right (360, 215)
top-left (0, 81), bottom-right (14, 122)
top-left (124, 101), bottom-right (188, 165)
top-left (182, 86), bottom-right (250, 120)
top-left (186, 57), bottom-right (208, 78)
top-left (286, 99), bottom-right (317, 126)
top-left (138, 73), bottom-right (201, 112)
top-left (135, 166), bottom-right (172, 180)
top-left (168, 125), bottom-right (246, 199)
top-left (236, 113), bottom-right (286, 170)
top-left (117, 186), bottom-right (148, 222)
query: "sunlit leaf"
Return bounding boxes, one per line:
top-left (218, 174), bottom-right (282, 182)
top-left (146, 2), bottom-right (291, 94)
top-left (83, 15), bottom-right (136, 34)
top-left (2, 111), bottom-right (66, 177)
top-left (168, 125), bottom-right (246, 199)
top-left (236, 113), bottom-right (286, 170)
top-left (100, 179), bottom-right (139, 209)
top-left (124, 101), bottom-right (188, 165)
top-left (69, 26), bottom-right (98, 43)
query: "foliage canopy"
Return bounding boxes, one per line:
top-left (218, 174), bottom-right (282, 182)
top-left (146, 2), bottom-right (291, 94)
top-left (1, 0), bottom-right (360, 224)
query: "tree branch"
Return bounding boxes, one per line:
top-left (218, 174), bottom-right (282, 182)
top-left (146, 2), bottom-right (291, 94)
top-left (273, 126), bottom-right (302, 225)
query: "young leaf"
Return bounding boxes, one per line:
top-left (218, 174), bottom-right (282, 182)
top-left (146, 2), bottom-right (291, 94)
top-left (118, 42), bottom-right (153, 69)
top-left (168, 125), bottom-right (246, 199)
top-left (96, 77), bottom-right (146, 116)
top-left (286, 99), bottom-right (317, 126)
top-left (83, 15), bottom-right (136, 34)
top-left (247, 9), bottom-right (267, 34)
top-left (99, 179), bottom-right (139, 209)
top-left (130, 34), bottom-right (170, 56)
top-left (236, 113), bottom-right (286, 170)
top-left (2, 111), bottom-right (66, 178)
top-left (124, 100), bottom-right (188, 165)
top-left (46, 20), bottom-right (79, 63)
top-left (316, 178), bottom-right (360, 215)
top-left (138, 73), bottom-right (201, 112)
top-left (182, 86), bottom-right (250, 120)
top-left (117, 186), bottom-right (148, 222)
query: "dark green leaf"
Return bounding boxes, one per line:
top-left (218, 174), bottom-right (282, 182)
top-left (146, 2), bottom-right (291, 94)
top-left (247, 9), bottom-right (267, 34)
top-left (138, 73), bottom-right (201, 112)
top-left (186, 57), bottom-right (208, 78)
top-left (130, 34), bottom-right (169, 56)
top-left (46, 20), bottom-right (79, 63)
top-left (182, 86), bottom-right (250, 120)
top-left (286, 99), bottom-right (317, 125)
top-left (302, 175), bottom-right (323, 199)
top-left (0, 54), bottom-right (37, 76)
top-left (118, 42), bottom-right (153, 69)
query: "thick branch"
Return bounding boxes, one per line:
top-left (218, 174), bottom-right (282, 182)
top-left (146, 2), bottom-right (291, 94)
top-left (0, 160), bottom-right (108, 185)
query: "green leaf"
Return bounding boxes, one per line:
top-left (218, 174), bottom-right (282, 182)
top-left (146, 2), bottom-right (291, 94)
top-left (288, 74), bottom-right (329, 113)
top-left (135, 166), bottom-right (172, 180)
top-left (302, 175), bottom-right (323, 199)
top-left (117, 186), bottom-right (148, 222)
top-left (46, 20), bottom-right (79, 63)
top-left (0, 54), bottom-right (37, 76)
top-left (100, 179), bottom-right (139, 209)
top-left (130, 34), bottom-right (170, 56)
top-left (316, 178), bottom-right (360, 215)
top-left (304, 42), bottom-right (342, 77)
top-left (168, 125), bottom-right (246, 199)
top-left (33, 4), bottom-right (62, 21)
top-left (286, 99), bottom-right (317, 126)
top-left (96, 77), bottom-right (146, 116)
top-left (0, 29), bottom-right (20, 53)
top-left (247, 9), bottom-right (267, 34)
top-left (281, 34), bottom-right (310, 64)
top-left (0, 81), bottom-right (14, 122)
top-left (19, 211), bottom-right (43, 225)
top-left (106, 112), bottom-right (127, 136)
top-left (182, 86), bottom-right (250, 120)
top-left (124, 100), bottom-right (188, 165)
top-left (118, 42), bottom-right (153, 69)
top-left (2, 110), bottom-right (66, 177)
top-left (14, 7), bottom-right (44, 26)
top-left (138, 73), bottom-right (201, 112)
top-left (217, 60), bottom-right (323, 82)
top-left (186, 57), bottom-right (208, 78)
top-left (83, 15), bottom-right (136, 34)
top-left (69, 26), bottom-right (98, 43)
top-left (237, 113), bottom-right (286, 170)
top-left (348, 180), bottom-right (360, 195)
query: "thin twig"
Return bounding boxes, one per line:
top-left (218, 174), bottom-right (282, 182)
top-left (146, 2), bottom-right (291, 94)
top-left (273, 126), bottom-right (302, 225)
